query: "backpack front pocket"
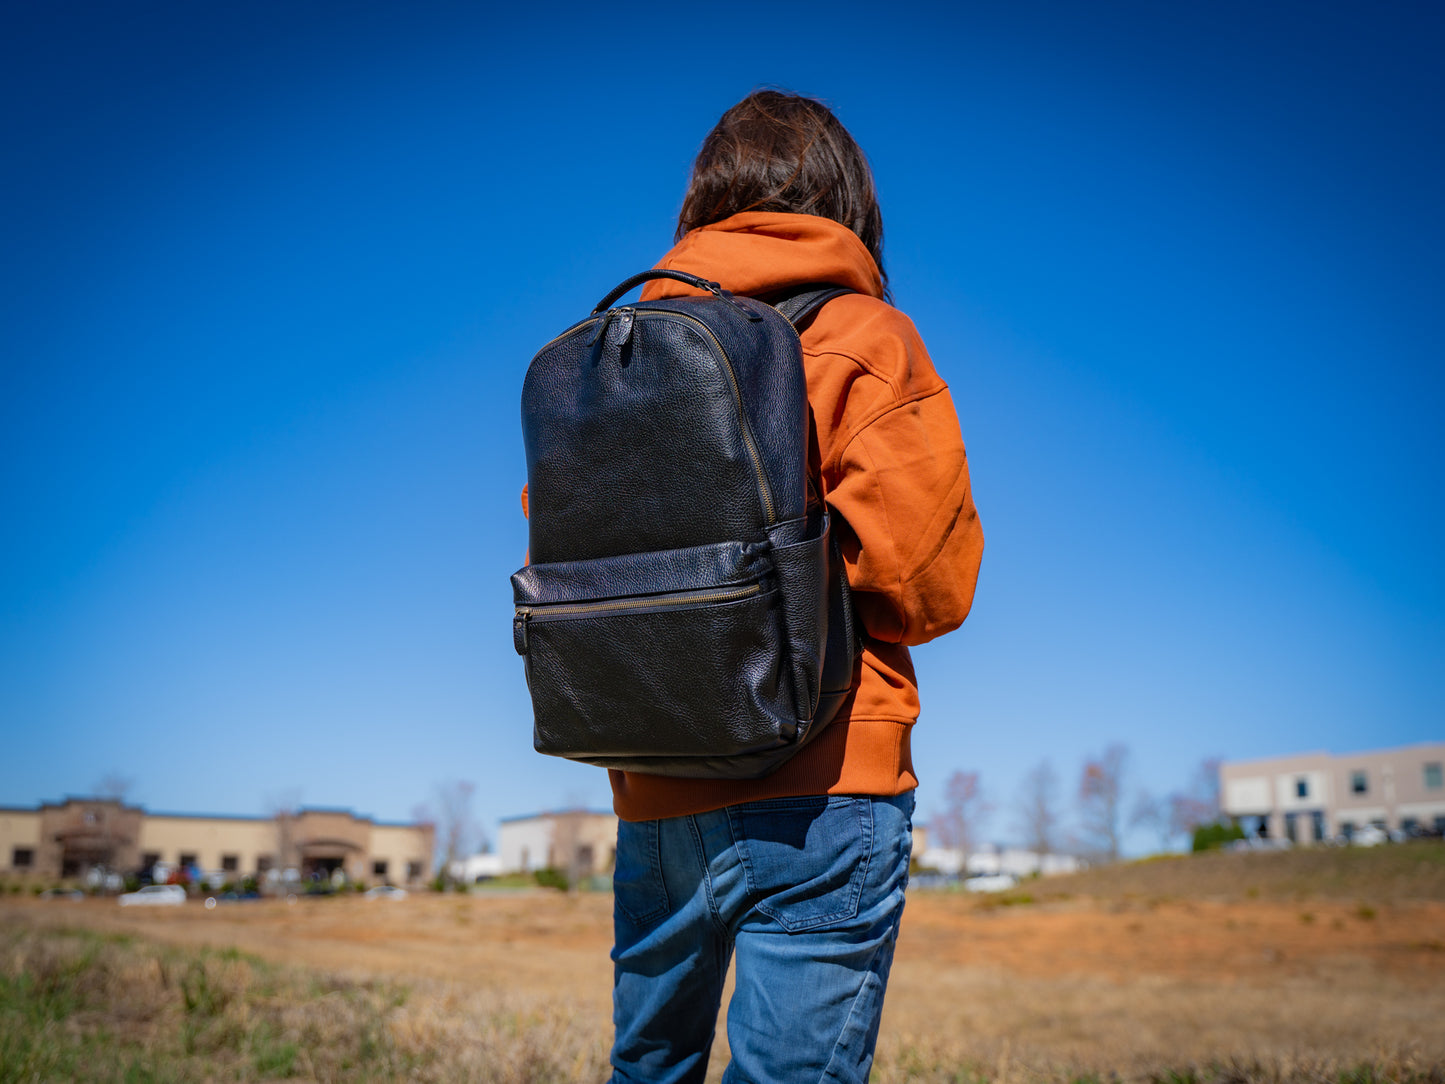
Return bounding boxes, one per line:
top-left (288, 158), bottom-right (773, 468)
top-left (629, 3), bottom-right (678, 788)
top-left (512, 540), bottom-right (796, 766)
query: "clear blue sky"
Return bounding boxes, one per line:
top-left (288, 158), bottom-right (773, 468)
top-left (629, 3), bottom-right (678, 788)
top-left (2, 2), bottom-right (1440, 852)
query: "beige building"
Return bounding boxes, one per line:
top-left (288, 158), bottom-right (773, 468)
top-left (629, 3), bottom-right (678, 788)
top-left (0, 798), bottom-right (434, 886)
top-left (497, 809), bottom-right (618, 877)
top-left (1220, 742), bottom-right (1445, 843)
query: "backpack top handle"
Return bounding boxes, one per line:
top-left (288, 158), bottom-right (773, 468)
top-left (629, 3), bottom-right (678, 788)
top-left (592, 270), bottom-right (762, 321)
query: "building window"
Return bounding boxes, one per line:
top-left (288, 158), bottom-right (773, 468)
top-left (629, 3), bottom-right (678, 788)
top-left (1350, 770), bottom-right (1368, 795)
top-left (256, 856), bottom-right (274, 872)
top-left (1339, 822), bottom-right (1355, 842)
top-left (1425, 762), bottom-right (1443, 790)
top-left (1284, 812), bottom-right (1298, 842)
top-left (1295, 777), bottom-right (1309, 799)
top-left (12, 847), bottom-right (34, 869)
top-left (179, 853), bottom-right (198, 869)
top-left (221, 854), bottom-right (239, 873)
top-left (141, 852), bottom-right (160, 871)
top-left (406, 860), bottom-right (423, 881)
top-left (372, 860), bottom-right (388, 878)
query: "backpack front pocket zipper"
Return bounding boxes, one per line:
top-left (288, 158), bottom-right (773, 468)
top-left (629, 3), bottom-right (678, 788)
top-left (513, 583), bottom-right (763, 655)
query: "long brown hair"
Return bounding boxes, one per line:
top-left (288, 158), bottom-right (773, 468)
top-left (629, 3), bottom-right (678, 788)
top-left (678, 90), bottom-right (887, 295)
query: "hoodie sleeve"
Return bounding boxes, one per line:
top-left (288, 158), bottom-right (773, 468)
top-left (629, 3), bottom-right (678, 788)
top-left (826, 386), bottom-right (984, 646)
top-left (520, 484), bottom-right (529, 565)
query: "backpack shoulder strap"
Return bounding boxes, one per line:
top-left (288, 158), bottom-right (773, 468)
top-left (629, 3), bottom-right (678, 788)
top-left (769, 284), bottom-right (855, 332)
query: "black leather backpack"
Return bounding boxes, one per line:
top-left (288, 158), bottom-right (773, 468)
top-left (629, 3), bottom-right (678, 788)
top-left (513, 269), bottom-right (857, 779)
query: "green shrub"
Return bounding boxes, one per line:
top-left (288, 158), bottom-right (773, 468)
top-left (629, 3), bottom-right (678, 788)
top-left (1191, 820), bottom-right (1246, 852)
top-left (533, 867), bottom-right (569, 892)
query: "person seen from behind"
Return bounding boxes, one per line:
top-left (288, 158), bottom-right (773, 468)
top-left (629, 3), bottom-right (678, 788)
top-left (599, 89), bottom-right (985, 1084)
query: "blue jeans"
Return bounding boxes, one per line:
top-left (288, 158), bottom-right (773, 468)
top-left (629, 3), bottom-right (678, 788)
top-left (609, 792), bottom-right (914, 1084)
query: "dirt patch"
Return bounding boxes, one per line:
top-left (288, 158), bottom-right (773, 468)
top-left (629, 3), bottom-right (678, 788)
top-left (901, 894), bottom-right (1445, 985)
top-left (882, 893), bottom-right (1445, 1078)
top-left (10, 891), bottom-right (615, 999)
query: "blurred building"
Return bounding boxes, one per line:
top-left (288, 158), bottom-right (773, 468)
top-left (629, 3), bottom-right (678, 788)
top-left (1220, 742), bottom-right (1445, 843)
top-left (497, 809), bottom-right (617, 877)
top-left (916, 842), bottom-right (1083, 878)
top-left (0, 797), bottom-right (433, 885)
top-left (449, 851), bottom-right (505, 883)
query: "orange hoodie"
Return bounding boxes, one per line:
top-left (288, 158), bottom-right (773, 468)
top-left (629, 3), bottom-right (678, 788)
top-left (529, 211), bottom-right (984, 821)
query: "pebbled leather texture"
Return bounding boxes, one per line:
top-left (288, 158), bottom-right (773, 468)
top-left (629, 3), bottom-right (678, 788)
top-left (516, 275), bottom-right (858, 778)
top-left (524, 307), bottom-right (787, 563)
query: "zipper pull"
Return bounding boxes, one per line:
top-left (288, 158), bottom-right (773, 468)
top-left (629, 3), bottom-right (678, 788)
top-left (513, 610), bottom-right (530, 655)
top-left (612, 307), bottom-right (635, 346)
top-left (586, 310), bottom-right (613, 347)
top-left (586, 307), bottom-right (636, 349)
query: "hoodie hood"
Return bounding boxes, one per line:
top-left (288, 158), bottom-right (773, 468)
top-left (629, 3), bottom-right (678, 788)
top-left (640, 212), bottom-right (884, 301)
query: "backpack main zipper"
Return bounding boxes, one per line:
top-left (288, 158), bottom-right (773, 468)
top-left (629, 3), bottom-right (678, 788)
top-left (527, 305), bottom-right (779, 528)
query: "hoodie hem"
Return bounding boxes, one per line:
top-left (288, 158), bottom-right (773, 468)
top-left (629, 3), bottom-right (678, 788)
top-left (609, 717), bottom-right (917, 823)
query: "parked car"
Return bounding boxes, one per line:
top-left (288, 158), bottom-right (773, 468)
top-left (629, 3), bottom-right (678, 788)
top-left (119, 884), bottom-right (187, 907)
top-left (1351, 824), bottom-right (1389, 847)
top-left (364, 885), bottom-right (408, 900)
top-left (907, 872), bottom-right (955, 890)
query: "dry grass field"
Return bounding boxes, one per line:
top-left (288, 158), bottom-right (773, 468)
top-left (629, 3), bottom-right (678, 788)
top-left (3, 844), bottom-right (1443, 1083)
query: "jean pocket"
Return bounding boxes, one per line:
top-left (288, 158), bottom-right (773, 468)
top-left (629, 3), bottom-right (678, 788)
top-left (728, 795), bottom-right (873, 932)
top-left (613, 820), bottom-right (670, 926)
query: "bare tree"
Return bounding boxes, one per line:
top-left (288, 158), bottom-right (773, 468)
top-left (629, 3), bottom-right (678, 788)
top-left (92, 773), bottom-right (133, 803)
top-left (932, 770), bottom-right (991, 857)
top-left (1129, 789), bottom-right (1173, 852)
top-left (1078, 743), bottom-right (1129, 863)
top-left (87, 773), bottom-right (135, 877)
top-left (405, 801), bottom-right (438, 880)
top-left (548, 808), bottom-right (592, 892)
top-left (1016, 759), bottom-right (1061, 860)
top-left (1168, 756), bottom-right (1223, 840)
top-left (433, 780), bottom-right (478, 879)
top-left (266, 789), bottom-right (302, 889)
